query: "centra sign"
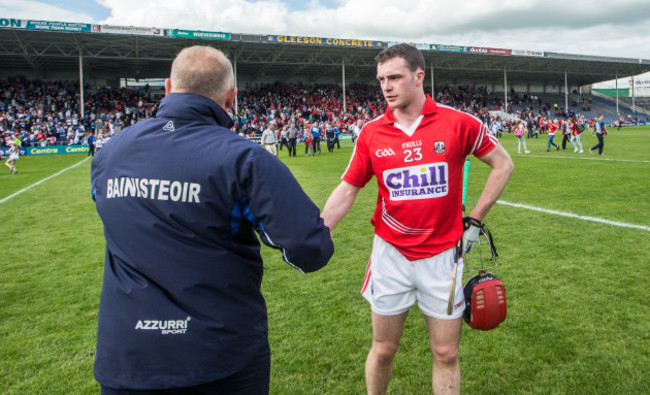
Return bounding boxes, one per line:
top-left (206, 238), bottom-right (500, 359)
top-left (26, 145), bottom-right (90, 156)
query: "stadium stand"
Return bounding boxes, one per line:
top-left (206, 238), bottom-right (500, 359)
top-left (234, 82), bottom-right (386, 136)
top-left (0, 77), bottom-right (158, 147)
top-left (1, 18), bottom-right (648, 147)
top-left (1, 76), bottom-right (645, 149)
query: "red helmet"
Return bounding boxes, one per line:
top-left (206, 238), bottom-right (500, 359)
top-left (463, 271), bottom-right (507, 331)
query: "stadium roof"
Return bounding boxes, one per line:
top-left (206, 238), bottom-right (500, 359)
top-left (1, 20), bottom-right (649, 88)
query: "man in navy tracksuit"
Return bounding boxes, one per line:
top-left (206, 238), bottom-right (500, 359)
top-left (87, 133), bottom-right (95, 156)
top-left (91, 46), bottom-right (334, 394)
top-left (309, 122), bottom-right (322, 154)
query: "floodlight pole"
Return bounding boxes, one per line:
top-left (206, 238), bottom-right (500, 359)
top-left (431, 64), bottom-right (435, 98)
top-left (504, 67), bottom-right (508, 113)
top-left (564, 70), bottom-right (569, 116)
top-left (79, 52), bottom-right (85, 121)
top-left (631, 76), bottom-right (636, 114)
top-left (342, 60), bottom-right (346, 115)
top-left (616, 71), bottom-right (620, 116)
top-left (233, 58), bottom-right (238, 116)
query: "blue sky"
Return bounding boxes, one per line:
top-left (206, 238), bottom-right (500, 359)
top-left (36, 0), bottom-right (110, 19)
top-left (2, 0), bottom-right (650, 61)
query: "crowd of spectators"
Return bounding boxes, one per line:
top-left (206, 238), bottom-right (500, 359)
top-left (232, 82), bottom-right (386, 137)
top-left (2, 76), bottom-right (629, 150)
top-left (1, 76), bottom-right (157, 148)
top-left (432, 84), bottom-right (494, 122)
top-left (232, 83), bottom-right (502, 137)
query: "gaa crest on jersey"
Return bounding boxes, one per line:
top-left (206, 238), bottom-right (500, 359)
top-left (375, 148), bottom-right (396, 157)
top-left (434, 141), bottom-right (446, 154)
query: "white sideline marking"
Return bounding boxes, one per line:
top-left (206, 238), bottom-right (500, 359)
top-left (497, 200), bottom-right (650, 232)
top-left (520, 154), bottom-right (650, 164)
top-left (0, 157), bottom-right (90, 205)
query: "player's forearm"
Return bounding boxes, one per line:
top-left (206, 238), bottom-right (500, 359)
top-left (321, 181), bottom-right (360, 231)
top-left (470, 148), bottom-right (514, 221)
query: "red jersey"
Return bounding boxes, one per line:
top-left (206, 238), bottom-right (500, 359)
top-left (342, 96), bottom-right (498, 261)
top-left (548, 123), bottom-right (559, 135)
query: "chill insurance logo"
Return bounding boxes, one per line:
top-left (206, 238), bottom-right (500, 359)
top-left (383, 162), bottom-right (448, 201)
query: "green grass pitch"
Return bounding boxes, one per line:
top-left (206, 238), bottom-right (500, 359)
top-left (1, 127), bottom-right (649, 394)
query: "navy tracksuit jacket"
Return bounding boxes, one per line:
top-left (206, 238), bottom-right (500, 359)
top-left (91, 93), bottom-right (334, 389)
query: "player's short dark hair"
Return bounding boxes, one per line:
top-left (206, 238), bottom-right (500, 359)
top-left (375, 43), bottom-right (425, 72)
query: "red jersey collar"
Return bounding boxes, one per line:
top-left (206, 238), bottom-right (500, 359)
top-left (382, 95), bottom-right (437, 125)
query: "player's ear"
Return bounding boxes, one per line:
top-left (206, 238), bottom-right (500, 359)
top-left (164, 78), bottom-right (172, 96)
top-left (415, 69), bottom-right (425, 86)
top-left (224, 87), bottom-right (237, 110)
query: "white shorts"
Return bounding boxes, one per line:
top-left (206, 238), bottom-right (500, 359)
top-left (361, 235), bottom-right (465, 319)
top-left (8, 154), bottom-right (19, 162)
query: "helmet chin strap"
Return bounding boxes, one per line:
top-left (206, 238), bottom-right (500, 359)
top-left (464, 222), bottom-right (499, 274)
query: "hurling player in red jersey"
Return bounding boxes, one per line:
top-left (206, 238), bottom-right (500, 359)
top-left (321, 44), bottom-right (513, 395)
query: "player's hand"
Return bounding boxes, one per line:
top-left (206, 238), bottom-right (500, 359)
top-left (461, 217), bottom-right (482, 255)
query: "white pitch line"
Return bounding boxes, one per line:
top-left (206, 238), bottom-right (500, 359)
top-left (515, 154), bottom-right (650, 164)
top-left (497, 200), bottom-right (650, 232)
top-left (0, 157), bottom-right (90, 205)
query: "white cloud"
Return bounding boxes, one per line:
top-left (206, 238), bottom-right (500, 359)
top-left (99, 0), bottom-right (292, 32)
top-left (94, 0), bottom-right (650, 58)
top-left (5, 0), bottom-right (650, 59)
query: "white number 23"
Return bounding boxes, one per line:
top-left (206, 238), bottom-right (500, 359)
top-left (404, 148), bottom-right (422, 163)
